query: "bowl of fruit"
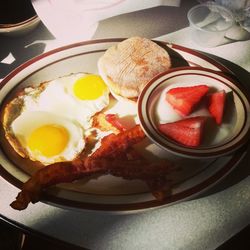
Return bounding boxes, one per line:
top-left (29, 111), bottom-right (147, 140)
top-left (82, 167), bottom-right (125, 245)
top-left (138, 67), bottom-right (250, 158)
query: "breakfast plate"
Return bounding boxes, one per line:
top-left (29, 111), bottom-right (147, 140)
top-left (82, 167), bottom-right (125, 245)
top-left (0, 38), bottom-right (248, 212)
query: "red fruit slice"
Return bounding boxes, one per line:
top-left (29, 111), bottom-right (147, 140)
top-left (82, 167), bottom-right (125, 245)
top-left (158, 116), bottom-right (206, 147)
top-left (166, 85), bottom-right (209, 116)
top-left (208, 90), bottom-right (226, 125)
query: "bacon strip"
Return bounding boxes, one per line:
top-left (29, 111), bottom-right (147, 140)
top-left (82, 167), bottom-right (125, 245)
top-left (10, 125), bottom-right (173, 210)
top-left (10, 159), bottom-right (106, 210)
top-left (90, 124), bottom-right (145, 159)
top-left (10, 125), bottom-right (146, 210)
top-left (106, 159), bottom-right (172, 179)
top-left (11, 157), bottom-right (172, 210)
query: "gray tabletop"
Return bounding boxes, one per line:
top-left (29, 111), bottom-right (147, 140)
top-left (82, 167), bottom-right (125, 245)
top-left (1, 1), bottom-right (250, 249)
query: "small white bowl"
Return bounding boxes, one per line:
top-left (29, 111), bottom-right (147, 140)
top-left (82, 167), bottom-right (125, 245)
top-left (0, 15), bottom-right (40, 37)
top-left (138, 67), bottom-right (250, 159)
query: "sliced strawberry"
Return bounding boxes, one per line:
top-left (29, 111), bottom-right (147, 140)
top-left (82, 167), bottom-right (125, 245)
top-left (105, 114), bottom-right (126, 132)
top-left (166, 85), bottom-right (209, 116)
top-left (158, 116), bottom-right (206, 147)
top-left (208, 90), bottom-right (226, 125)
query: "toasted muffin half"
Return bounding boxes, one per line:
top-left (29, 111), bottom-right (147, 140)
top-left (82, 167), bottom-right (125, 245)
top-left (98, 37), bottom-right (171, 100)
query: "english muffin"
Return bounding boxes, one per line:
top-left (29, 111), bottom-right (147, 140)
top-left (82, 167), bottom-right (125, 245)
top-left (98, 37), bottom-right (171, 100)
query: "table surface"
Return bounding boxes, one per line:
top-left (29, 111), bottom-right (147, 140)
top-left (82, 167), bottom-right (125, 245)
top-left (1, 1), bottom-right (250, 249)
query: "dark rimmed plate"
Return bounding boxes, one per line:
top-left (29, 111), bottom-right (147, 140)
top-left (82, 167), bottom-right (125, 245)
top-left (0, 38), bottom-right (248, 213)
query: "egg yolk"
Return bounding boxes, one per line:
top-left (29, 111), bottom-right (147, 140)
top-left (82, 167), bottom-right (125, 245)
top-left (27, 125), bottom-right (69, 157)
top-left (73, 75), bottom-right (107, 100)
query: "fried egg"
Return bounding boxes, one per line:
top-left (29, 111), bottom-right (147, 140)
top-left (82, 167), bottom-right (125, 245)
top-left (6, 73), bottom-right (110, 165)
top-left (11, 111), bottom-right (85, 165)
top-left (22, 73), bottom-right (110, 129)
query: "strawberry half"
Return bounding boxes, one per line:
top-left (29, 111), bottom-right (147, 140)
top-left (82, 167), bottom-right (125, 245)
top-left (158, 116), bottom-right (206, 147)
top-left (166, 85), bottom-right (209, 116)
top-left (208, 90), bottom-right (226, 125)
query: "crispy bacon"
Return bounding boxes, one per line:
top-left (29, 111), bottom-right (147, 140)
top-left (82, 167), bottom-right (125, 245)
top-left (10, 125), bottom-right (146, 210)
top-left (90, 124), bottom-right (145, 159)
top-left (10, 159), bottom-right (106, 210)
top-left (106, 159), bottom-right (172, 179)
top-left (10, 125), bottom-right (173, 210)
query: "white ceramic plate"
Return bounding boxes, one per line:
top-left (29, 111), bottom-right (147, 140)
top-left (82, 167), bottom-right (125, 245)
top-left (0, 39), bottom-right (248, 212)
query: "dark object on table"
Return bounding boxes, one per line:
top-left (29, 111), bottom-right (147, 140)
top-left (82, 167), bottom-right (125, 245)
top-left (0, 0), bottom-right (36, 25)
top-left (0, 218), bottom-right (88, 250)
